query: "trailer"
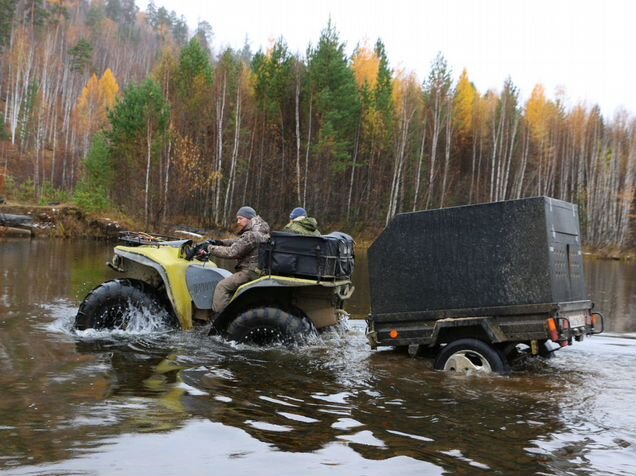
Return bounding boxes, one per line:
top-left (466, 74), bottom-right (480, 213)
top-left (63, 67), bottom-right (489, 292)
top-left (365, 196), bottom-right (604, 373)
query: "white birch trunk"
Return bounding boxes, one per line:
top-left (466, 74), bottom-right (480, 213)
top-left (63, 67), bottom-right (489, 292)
top-left (223, 80), bottom-right (242, 224)
top-left (144, 122), bottom-right (152, 230)
top-left (214, 73), bottom-right (226, 223)
top-left (295, 68), bottom-right (302, 204)
top-left (412, 119), bottom-right (427, 211)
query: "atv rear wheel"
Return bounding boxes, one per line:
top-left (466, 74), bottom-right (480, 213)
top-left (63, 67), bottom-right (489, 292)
top-left (74, 279), bottom-right (174, 331)
top-left (225, 307), bottom-right (316, 345)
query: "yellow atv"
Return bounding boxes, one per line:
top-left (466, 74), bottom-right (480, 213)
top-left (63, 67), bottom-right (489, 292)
top-left (74, 231), bottom-right (355, 345)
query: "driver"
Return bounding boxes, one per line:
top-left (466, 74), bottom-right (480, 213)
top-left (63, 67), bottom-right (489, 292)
top-left (206, 206), bottom-right (270, 314)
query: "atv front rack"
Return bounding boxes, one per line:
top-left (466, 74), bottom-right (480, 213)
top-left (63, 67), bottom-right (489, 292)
top-left (118, 231), bottom-right (179, 247)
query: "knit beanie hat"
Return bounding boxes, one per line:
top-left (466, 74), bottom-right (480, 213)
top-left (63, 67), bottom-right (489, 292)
top-left (290, 207), bottom-right (307, 220)
top-left (237, 206), bottom-right (256, 219)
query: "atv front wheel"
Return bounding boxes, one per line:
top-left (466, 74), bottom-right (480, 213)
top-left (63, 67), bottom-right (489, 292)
top-left (225, 307), bottom-right (316, 345)
top-left (74, 279), bottom-right (174, 331)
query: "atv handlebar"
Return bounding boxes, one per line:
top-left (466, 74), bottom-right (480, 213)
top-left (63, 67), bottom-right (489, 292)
top-left (183, 239), bottom-right (221, 261)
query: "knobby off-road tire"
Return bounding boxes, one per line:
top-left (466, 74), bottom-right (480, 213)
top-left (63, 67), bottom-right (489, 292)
top-left (434, 338), bottom-right (510, 374)
top-left (225, 307), bottom-right (316, 346)
top-left (74, 279), bottom-right (173, 331)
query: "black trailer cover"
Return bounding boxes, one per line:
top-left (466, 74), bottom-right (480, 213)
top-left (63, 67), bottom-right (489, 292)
top-left (368, 197), bottom-right (586, 316)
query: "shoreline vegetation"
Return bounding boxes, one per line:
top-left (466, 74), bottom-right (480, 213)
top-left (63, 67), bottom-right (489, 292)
top-left (0, 2), bottom-right (634, 256)
top-left (1, 202), bottom-right (633, 260)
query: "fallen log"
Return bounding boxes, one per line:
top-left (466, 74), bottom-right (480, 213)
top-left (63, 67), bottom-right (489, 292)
top-left (0, 213), bottom-right (34, 227)
top-left (0, 226), bottom-right (32, 238)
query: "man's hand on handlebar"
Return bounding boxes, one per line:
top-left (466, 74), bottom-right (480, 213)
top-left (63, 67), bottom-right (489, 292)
top-left (184, 239), bottom-right (221, 261)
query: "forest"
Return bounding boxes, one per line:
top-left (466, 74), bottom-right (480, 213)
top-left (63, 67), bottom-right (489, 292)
top-left (0, 0), bottom-right (634, 248)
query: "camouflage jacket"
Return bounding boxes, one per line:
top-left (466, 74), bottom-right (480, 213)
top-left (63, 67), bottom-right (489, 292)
top-left (208, 215), bottom-right (271, 271)
top-left (283, 217), bottom-right (321, 236)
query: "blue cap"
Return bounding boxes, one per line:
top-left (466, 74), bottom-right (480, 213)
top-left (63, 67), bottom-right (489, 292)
top-left (290, 207), bottom-right (307, 220)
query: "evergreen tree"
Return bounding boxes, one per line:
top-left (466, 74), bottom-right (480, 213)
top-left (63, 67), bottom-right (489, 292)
top-left (252, 38), bottom-right (293, 122)
top-left (194, 21), bottom-right (213, 54)
top-left (21, 0), bottom-right (49, 30)
top-left (74, 132), bottom-right (113, 212)
top-left (0, 0), bottom-right (16, 48)
top-left (68, 39), bottom-right (93, 73)
top-left (174, 37), bottom-right (213, 140)
top-left (108, 79), bottom-right (170, 227)
top-left (307, 21), bottom-right (360, 168)
top-left (171, 16), bottom-right (188, 46)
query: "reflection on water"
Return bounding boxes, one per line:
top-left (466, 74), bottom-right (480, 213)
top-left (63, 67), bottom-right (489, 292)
top-left (0, 239), bottom-right (635, 475)
top-left (584, 258), bottom-right (636, 333)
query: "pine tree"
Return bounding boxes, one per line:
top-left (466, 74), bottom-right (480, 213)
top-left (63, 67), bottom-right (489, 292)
top-left (306, 21), bottom-right (360, 219)
top-left (108, 79), bottom-right (170, 228)
top-left (0, 0), bottom-right (16, 48)
top-left (74, 132), bottom-right (113, 212)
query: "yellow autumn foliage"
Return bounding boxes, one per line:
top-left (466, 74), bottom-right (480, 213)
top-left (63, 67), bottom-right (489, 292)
top-left (454, 69), bottom-right (476, 139)
top-left (392, 69), bottom-right (421, 118)
top-left (74, 69), bottom-right (121, 135)
top-left (100, 68), bottom-right (120, 110)
top-left (525, 84), bottom-right (550, 142)
top-left (352, 44), bottom-right (379, 90)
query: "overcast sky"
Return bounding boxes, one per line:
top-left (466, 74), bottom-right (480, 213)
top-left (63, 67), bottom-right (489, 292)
top-left (145, 0), bottom-right (635, 118)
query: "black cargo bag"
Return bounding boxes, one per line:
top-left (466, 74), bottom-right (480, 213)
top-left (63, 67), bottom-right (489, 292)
top-left (258, 231), bottom-right (355, 280)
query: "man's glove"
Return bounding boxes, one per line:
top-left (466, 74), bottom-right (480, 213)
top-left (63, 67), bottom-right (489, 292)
top-left (184, 239), bottom-right (222, 261)
top-left (196, 239), bottom-right (224, 261)
top-left (195, 248), bottom-right (209, 260)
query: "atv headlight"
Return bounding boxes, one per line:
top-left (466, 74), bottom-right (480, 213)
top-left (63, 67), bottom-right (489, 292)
top-left (107, 254), bottom-right (125, 272)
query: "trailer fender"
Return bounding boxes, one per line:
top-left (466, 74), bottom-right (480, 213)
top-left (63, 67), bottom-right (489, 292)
top-left (431, 317), bottom-right (507, 345)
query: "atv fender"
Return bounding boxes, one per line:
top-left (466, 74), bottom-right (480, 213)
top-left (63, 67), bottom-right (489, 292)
top-left (113, 246), bottom-right (201, 329)
top-left (213, 275), bottom-right (353, 332)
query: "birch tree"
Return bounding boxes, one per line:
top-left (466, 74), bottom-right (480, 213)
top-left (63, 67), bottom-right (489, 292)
top-left (423, 52), bottom-right (451, 209)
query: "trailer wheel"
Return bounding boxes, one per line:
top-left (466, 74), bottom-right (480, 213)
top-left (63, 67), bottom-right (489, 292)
top-left (74, 279), bottom-right (174, 331)
top-left (434, 338), bottom-right (509, 374)
top-left (225, 307), bottom-right (316, 346)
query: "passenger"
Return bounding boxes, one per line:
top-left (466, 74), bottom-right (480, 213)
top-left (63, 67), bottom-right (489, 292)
top-left (283, 207), bottom-right (321, 236)
top-left (207, 206), bottom-right (270, 313)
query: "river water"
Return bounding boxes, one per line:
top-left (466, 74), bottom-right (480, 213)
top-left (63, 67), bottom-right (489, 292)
top-left (0, 239), bottom-right (634, 475)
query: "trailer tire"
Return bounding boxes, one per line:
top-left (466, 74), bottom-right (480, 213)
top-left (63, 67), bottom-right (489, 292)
top-left (74, 279), bottom-right (174, 331)
top-left (225, 307), bottom-right (316, 345)
top-left (434, 338), bottom-right (510, 374)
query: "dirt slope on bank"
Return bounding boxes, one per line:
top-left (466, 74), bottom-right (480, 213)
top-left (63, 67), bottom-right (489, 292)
top-left (0, 204), bottom-right (127, 238)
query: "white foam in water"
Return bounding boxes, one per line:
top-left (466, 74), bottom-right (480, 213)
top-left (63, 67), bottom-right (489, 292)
top-left (41, 298), bottom-right (174, 340)
top-left (122, 303), bottom-right (172, 333)
top-left (41, 301), bottom-right (78, 334)
top-left (73, 303), bottom-right (175, 340)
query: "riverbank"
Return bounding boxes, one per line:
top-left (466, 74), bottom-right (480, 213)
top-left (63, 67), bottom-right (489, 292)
top-left (0, 203), bottom-right (131, 239)
top-left (1, 202), bottom-right (634, 259)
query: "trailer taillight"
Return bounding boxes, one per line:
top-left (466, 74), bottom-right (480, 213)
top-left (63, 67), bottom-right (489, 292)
top-left (547, 318), bottom-right (559, 342)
